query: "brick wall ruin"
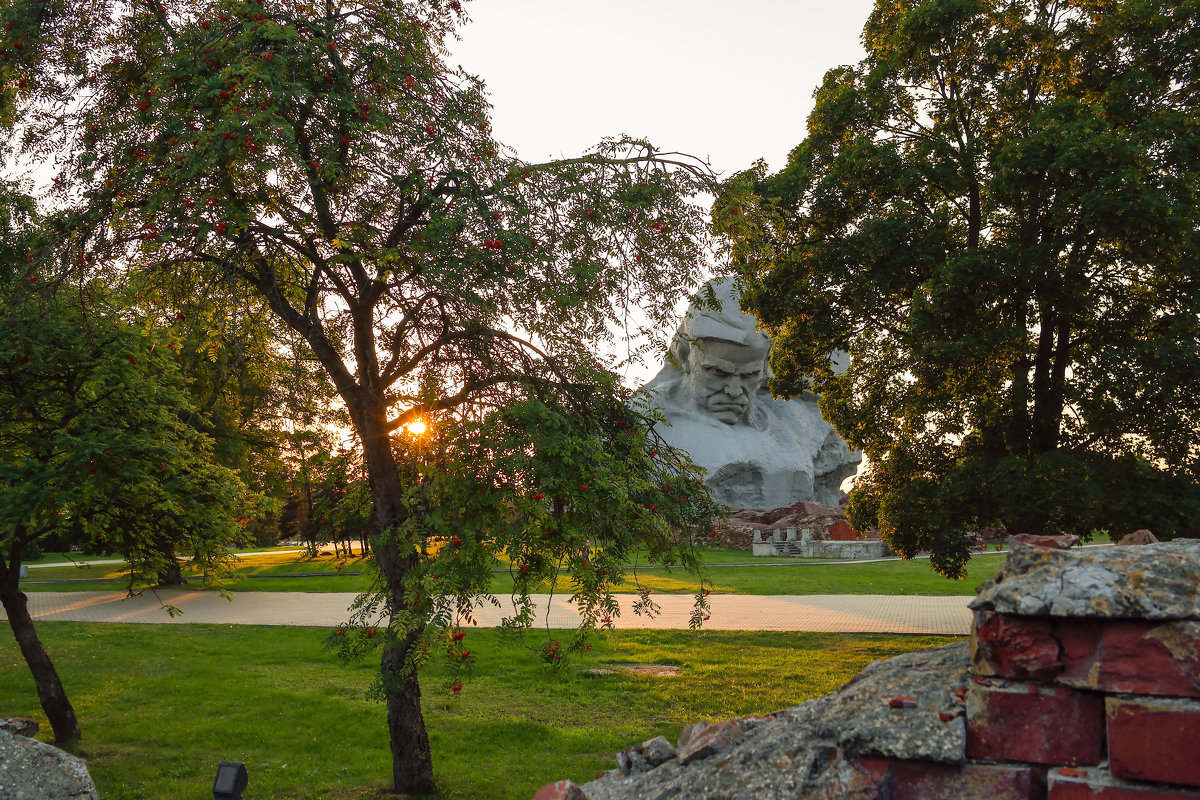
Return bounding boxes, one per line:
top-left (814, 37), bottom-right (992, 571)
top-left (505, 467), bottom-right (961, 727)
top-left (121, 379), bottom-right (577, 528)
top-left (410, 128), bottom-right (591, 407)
top-left (532, 537), bottom-right (1200, 800)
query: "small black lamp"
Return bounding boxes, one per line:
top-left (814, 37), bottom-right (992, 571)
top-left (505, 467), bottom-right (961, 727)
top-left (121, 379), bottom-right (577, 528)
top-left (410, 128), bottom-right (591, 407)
top-left (212, 761), bottom-right (248, 800)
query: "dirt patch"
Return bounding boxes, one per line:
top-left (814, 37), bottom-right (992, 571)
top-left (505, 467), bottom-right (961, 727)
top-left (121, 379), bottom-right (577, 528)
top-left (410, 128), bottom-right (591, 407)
top-left (587, 663), bottom-right (682, 677)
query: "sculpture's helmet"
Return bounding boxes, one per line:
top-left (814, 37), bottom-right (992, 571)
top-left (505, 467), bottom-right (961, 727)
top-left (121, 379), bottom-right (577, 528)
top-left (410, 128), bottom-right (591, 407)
top-left (672, 278), bottom-right (771, 373)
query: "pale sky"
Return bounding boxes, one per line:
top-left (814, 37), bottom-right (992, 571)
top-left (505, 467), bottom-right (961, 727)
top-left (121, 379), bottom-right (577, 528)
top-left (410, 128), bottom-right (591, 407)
top-left (450, 0), bottom-right (878, 386)
top-left (450, 0), bottom-right (877, 176)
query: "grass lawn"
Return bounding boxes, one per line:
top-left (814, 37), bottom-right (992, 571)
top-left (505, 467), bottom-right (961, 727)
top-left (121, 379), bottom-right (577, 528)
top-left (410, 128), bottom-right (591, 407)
top-left (0, 622), bottom-right (957, 799)
top-left (21, 547), bottom-right (1006, 596)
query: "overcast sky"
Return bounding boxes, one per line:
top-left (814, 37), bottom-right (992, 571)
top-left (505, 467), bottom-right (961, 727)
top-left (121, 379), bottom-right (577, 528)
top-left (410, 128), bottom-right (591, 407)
top-left (448, 0), bottom-right (878, 385)
top-left (450, 0), bottom-right (877, 176)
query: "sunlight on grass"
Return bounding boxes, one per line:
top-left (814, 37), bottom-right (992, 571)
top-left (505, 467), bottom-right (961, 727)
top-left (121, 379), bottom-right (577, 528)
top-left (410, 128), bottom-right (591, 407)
top-left (21, 547), bottom-right (1008, 597)
top-left (1, 622), bottom-right (957, 799)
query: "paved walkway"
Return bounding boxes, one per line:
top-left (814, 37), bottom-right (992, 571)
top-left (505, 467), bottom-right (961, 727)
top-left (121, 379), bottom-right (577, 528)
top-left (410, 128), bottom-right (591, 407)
top-left (7, 590), bottom-right (972, 635)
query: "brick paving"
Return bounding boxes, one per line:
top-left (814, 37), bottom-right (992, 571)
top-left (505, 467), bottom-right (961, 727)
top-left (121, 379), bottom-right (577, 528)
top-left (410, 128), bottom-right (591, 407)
top-left (6, 590), bottom-right (971, 635)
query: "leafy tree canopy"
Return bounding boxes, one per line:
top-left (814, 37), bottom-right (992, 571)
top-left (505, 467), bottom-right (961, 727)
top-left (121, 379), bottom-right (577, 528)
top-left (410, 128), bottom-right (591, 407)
top-left (719, 0), bottom-right (1200, 577)
top-left (4, 0), bottom-right (721, 791)
top-left (0, 286), bottom-right (259, 589)
top-left (0, 268), bottom-right (260, 743)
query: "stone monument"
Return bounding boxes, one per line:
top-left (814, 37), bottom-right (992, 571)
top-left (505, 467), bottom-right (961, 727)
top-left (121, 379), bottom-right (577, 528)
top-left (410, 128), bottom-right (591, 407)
top-left (640, 278), bottom-right (859, 509)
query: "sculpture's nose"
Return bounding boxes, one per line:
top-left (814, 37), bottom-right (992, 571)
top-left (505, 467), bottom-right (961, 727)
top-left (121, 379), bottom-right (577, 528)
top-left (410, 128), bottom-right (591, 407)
top-left (721, 376), bottom-right (745, 397)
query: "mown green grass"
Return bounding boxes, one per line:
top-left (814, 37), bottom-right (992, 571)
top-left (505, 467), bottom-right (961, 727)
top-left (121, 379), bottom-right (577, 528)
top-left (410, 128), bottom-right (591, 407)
top-left (21, 551), bottom-right (372, 593)
top-left (21, 547), bottom-right (1005, 596)
top-left (0, 622), bottom-right (956, 799)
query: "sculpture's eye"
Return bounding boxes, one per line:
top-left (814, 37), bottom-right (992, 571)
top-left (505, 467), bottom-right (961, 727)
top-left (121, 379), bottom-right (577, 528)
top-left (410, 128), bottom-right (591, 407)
top-left (707, 367), bottom-right (733, 378)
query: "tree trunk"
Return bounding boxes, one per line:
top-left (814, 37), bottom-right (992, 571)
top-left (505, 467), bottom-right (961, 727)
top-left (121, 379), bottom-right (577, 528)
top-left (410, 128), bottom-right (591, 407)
top-left (1007, 300), bottom-right (1031, 455)
top-left (357, 401), bottom-right (435, 795)
top-left (382, 629), bottom-right (434, 795)
top-left (1031, 306), bottom-right (1064, 453)
top-left (268, 285), bottom-right (435, 792)
top-left (0, 573), bottom-right (82, 744)
top-left (155, 538), bottom-right (187, 586)
top-left (295, 435), bottom-right (320, 557)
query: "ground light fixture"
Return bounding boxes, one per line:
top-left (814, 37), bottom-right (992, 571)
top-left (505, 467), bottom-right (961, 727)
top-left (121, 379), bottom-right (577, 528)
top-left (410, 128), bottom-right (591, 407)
top-left (212, 761), bottom-right (248, 800)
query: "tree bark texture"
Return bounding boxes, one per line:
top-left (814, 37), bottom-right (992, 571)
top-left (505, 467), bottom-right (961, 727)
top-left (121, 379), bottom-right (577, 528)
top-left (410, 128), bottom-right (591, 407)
top-left (0, 576), bottom-right (82, 743)
top-left (381, 632), bottom-right (434, 795)
top-left (357, 397), bottom-right (436, 795)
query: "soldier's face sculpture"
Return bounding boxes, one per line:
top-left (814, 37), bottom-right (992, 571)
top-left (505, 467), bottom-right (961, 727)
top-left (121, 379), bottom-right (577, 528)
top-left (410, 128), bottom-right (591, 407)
top-left (682, 338), bottom-right (768, 425)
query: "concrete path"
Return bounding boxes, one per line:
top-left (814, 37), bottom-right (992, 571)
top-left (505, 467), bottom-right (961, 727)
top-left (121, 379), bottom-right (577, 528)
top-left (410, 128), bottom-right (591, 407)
top-left (7, 590), bottom-right (972, 635)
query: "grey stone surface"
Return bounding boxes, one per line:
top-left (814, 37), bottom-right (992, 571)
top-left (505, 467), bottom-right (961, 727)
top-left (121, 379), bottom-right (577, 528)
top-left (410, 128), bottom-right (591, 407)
top-left (0, 729), bottom-right (99, 800)
top-left (0, 718), bottom-right (39, 737)
top-left (615, 735), bottom-right (681, 777)
top-left (797, 642), bottom-right (969, 763)
top-left (970, 539), bottom-right (1200, 620)
top-left (677, 719), bottom-right (746, 765)
top-left (639, 278), bottom-right (859, 509)
top-left (640, 736), bottom-right (677, 767)
top-left (752, 539), bottom-right (891, 559)
top-left (576, 644), bottom-right (969, 800)
top-left (615, 746), bottom-right (651, 776)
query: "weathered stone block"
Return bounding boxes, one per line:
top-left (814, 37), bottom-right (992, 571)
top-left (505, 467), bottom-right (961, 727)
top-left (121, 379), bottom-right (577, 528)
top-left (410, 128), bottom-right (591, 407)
top-left (1048, 765), bottom-right (1200, 799)
top-left (676, 719), bottom-right (744, 765)
top-left (1117, 529), bottom-right (1159, 546)
top-left (970, 539), bottom-right (1200, 619)
top-left (640, 735), bottom-right (677, 767)
top-left (856, 757), bottom-right (1044, 800)
top-left (532, 779), bottom-right (588, 800)
top-left (971, 613), bottom-right (1200, 699)
top-left (1059, 621), bottom-right (1200, 698)
top-left (802, 643), bottom-right (970, 764)
top-left (676, 721), bottom-right (707, 751)
top-left (966, 678), bottom-right (1104, 765)
top-left (615, 746), bottom-right (650, 776)
top-left (1010, 533), bottom-right (1080, 550)
top-left (972, 611), bottom-right (1069, 682)
top-left (1108, 696), bottom-right (1200, 787)
top-left (892, 760), bottom-right (1044, 800)
top-left (0, 717), bottom-right (40, 737)
top-left (614, 734), bottom-right (679, 777)
top-left (0, 730), bottom-right (99, 800)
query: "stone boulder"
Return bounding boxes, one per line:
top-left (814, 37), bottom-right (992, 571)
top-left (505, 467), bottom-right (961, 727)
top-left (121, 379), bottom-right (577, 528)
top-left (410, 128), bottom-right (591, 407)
top-left (0, 717), bottom-right (39, 737)
top-left (1117, 528), bottom-right (1159, 546)
top-left (0, 729), bottom-right (99, 800)
top-left (554, 644), bottom-right (971, 800)
top-left (970, 537), bottom-right (1200, 620)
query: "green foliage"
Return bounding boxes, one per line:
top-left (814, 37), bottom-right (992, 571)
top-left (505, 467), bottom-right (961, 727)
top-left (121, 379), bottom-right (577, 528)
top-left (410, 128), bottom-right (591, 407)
top-left (11, 0), bottom-right (720, 788)
top-left (327, 395), bottom-right (717, 686)
top-left (302, 446), bottom-right (375, 556)
top-left (22, 0), bottom-right (719, 622)
top-left (721, 0), bottom-right (1200, 576)
top-left (0, 285), bottom-right (259, 594)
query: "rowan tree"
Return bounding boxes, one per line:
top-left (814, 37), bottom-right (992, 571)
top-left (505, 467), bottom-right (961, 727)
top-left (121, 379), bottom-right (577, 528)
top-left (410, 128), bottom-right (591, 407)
top-left (4, 0), bottom-right (719, 790)
top-left (719, 0), bottom-right (1200, 577)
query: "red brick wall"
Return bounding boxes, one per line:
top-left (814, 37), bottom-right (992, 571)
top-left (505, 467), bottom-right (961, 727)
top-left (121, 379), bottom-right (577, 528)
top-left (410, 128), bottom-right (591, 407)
top-left (845, 609), bottom-right (1200, 799)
